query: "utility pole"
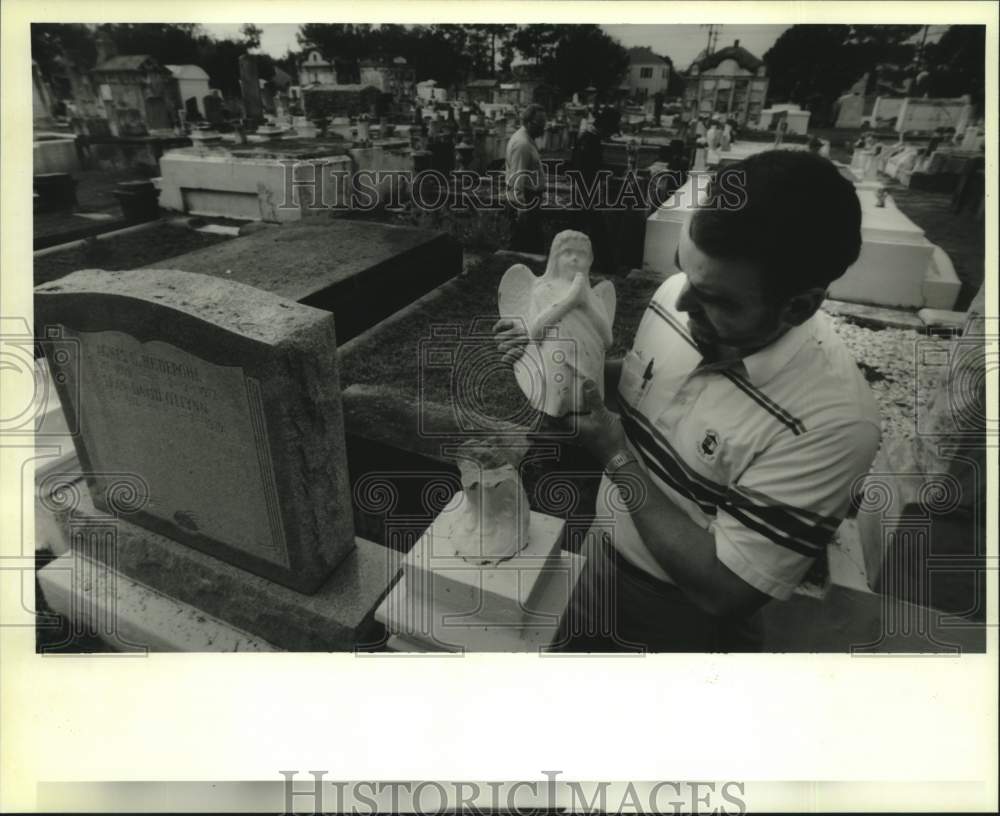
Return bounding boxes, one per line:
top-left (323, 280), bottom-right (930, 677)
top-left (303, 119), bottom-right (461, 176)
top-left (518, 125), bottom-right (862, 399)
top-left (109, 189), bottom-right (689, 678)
top-left (702, 24), bottom-right (718, 56)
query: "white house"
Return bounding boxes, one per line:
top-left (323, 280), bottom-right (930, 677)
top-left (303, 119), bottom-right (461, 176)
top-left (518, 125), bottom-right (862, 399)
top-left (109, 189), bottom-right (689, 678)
top-left (166, 65), bottom-right (211, 116)
top-left (624, 46), bottom-right (670, 102)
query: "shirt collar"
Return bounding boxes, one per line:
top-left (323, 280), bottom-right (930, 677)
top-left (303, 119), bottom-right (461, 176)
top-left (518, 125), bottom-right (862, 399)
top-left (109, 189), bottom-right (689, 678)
top-left (737, 318), bottom-right (815, 387)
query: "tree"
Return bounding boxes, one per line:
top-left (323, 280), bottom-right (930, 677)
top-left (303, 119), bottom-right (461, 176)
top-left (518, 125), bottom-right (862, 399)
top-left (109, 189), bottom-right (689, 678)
top-left (511, 24), bottom-right (565, 65)
top-left (466, 24), bottom-right (516, 77)
top-left (922, 25), bottom-right (985, 109)
top-left (545, 26), bottom-right (629, 97)
top-left (241, 24), bottom-right (263, 50)
top-left (660, 54), bottom-right (685, 98)
top-left (31, 23), bottom-right (97, 75)
top-left (763, 24), bottom-right (920, 126)
top-left (97, 23), bottom-right (204, 65)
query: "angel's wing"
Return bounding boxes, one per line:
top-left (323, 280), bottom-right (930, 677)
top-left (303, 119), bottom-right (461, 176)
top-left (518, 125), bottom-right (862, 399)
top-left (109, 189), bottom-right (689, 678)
top-left (497, 263), bottom-right (539, 322)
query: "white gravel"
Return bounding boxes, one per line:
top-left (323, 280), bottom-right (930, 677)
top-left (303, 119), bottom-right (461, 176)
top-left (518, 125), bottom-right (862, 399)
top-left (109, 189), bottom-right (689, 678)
top-left (825, 313), bottom-right (953, 443)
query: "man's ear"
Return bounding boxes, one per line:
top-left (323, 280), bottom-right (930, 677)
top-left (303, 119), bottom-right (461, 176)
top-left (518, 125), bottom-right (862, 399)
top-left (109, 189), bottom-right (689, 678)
top-left (779, 287), bottom-right (826, 327)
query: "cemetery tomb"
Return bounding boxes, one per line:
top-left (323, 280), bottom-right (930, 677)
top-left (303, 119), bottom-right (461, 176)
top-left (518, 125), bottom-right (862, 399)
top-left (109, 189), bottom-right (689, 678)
top-left (643, 175), bottom-right (960, 310)
top-left (157, 143), bottom-right (353, 222)
top-left (757, 104), bottom-right (811, 134)
top-left (34, 133), bottom-right (81, 175)
top-left (894, 97), bottom-right (975, 134)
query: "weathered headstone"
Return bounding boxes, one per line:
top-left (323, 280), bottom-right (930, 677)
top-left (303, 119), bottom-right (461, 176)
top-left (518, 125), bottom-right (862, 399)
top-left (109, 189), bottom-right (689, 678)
top-left (35, 268), bottom-right (355, 594)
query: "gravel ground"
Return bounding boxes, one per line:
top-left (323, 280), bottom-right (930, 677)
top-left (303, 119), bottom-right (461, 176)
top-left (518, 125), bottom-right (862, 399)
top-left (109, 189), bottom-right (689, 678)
top-left (826, 313), bottom-right (952, 444)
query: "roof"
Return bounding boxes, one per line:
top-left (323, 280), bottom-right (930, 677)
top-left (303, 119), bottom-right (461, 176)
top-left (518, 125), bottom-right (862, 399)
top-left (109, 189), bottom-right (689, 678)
top-left (689, 44), bottom-right (763, 74)
top-left (93, 55), bottom-right (163, 73)
top-left (166, 64), bottom-right (209, 81)
top-left (467, 79), bottom-right (499, 88)
top-left (302, 51), bottom-right (334, 67)
top-left (628, 46), bottom-right (668, 65)
top-left (416, 79), bottom-right (438, 87)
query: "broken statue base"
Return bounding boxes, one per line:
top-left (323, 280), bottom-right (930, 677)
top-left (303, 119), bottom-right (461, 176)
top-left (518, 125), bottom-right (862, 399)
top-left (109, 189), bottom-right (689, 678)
top-left (375, 507), bottom-right (583, 652)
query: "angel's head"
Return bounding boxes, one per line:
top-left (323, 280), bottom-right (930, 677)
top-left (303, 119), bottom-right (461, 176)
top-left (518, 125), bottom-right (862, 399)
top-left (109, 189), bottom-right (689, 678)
top-left (545, 230), bottom-right (593, 283)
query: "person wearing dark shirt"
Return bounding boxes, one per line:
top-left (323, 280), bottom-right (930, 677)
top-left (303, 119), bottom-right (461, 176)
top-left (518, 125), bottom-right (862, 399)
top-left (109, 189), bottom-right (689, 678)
top-left (570, 107), bottom-right (618, 273)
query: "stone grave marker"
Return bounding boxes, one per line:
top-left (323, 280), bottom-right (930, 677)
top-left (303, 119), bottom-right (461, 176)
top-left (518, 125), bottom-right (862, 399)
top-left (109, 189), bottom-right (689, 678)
top-left (35, 268), bottom-right (355, 594)
top-left (203, 94), bottom-right (224, 126)
top-left (239, 54), bottom-right (263, 123)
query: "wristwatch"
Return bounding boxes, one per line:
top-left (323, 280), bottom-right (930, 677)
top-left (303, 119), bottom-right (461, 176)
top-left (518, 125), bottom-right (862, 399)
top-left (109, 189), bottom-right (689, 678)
top-left (604, 450), bottom-right (638, 475)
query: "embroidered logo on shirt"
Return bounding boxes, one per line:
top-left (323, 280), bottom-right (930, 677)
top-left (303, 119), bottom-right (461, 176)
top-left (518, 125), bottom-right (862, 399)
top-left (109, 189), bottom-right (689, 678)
top-left (697, 429), bottom-right (721, 462)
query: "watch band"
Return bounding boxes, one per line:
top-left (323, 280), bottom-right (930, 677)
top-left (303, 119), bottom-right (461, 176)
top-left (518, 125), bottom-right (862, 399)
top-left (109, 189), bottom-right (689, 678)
top-left (605, 450), bottom-right (638, 475)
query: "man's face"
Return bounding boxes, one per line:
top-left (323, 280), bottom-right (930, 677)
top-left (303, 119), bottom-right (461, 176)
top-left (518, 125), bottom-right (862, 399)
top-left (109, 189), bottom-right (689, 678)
top-left (673, 218), bottom-right (786, 360)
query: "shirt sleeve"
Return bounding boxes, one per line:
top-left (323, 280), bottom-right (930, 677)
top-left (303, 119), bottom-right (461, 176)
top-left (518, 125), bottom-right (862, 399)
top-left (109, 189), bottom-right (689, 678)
top-left (712, 419), bottom-right (881, 599)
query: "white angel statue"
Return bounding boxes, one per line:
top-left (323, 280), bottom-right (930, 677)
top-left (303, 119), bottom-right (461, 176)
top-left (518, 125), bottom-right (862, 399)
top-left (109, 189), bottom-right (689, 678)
top-left (498, 230), bottom-right (616, 417)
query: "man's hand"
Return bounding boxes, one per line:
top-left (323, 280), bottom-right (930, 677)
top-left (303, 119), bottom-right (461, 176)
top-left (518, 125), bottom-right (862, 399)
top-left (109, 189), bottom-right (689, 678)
top-left (568, 371), bottom-right (628, 465)
top-left (492, 318), bottom-right (528, 365)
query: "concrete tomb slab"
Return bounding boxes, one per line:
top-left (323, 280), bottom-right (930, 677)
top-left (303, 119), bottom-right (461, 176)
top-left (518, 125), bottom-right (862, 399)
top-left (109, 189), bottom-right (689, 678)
top-left (148, 219), bottom-right (462, 343)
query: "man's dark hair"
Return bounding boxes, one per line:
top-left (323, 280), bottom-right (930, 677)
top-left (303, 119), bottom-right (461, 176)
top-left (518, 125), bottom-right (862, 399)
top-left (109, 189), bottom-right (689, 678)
top-left (690, 150), bottom-right (862, 301)
top-left (521, 103), bottom-right (546, 126)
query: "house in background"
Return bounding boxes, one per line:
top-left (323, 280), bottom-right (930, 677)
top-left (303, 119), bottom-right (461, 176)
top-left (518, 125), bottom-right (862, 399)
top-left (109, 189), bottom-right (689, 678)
top-left (299, 50), bottom-right (339, 86)
top-left (166, 64), bottom-right (211, 117)
top-left (683, 39), bottom-right (769, 126)
top-left (624, 46), bottom-right (671, 102)
top-left (90, 54), bottom-right (180, 134)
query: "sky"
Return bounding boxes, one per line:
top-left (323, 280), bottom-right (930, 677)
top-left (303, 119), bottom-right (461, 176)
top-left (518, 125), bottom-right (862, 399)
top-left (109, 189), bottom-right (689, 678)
top-left (201, 23), bottom-right (792, 68)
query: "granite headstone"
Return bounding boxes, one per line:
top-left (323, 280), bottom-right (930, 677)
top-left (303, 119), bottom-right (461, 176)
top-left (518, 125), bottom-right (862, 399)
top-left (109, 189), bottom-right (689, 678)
top-left (35, 268), bottom-right (355, 593)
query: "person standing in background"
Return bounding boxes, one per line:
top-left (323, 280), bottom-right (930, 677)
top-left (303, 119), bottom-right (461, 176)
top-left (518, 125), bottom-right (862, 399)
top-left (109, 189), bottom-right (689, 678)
top-left (570, 106), bottom-right (619, 274)
top-left (505, 103), bottom-right (548, 253)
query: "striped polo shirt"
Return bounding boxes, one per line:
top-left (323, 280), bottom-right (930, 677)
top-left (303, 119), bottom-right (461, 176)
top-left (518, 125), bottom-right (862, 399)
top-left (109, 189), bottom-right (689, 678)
top-left (597, 272), bottom-right (881, 600)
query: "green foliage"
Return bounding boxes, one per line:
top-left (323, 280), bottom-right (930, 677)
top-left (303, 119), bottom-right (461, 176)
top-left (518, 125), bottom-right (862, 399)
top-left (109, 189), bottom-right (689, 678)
top-left (31, 23), bottom-right (97, 75)
top-left (547, 26), bottom-right (630, 96)
top-left (922, 26), bottom-right (985, 108)
top-left (296, 23), bottom-right (627, 94)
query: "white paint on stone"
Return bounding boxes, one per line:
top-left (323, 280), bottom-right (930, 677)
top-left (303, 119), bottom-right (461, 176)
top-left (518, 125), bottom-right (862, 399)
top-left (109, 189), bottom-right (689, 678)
top-left (158, 149), bottom-right (353, 222)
